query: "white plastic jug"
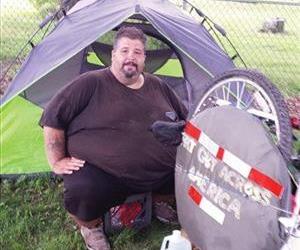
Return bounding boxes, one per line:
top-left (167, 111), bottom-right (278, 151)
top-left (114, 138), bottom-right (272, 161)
top-left (160, 230), bottom-right (192, 250)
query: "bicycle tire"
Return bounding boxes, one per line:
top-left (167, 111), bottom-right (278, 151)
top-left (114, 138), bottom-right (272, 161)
top-left (192, 68), bottom-right (292, 163)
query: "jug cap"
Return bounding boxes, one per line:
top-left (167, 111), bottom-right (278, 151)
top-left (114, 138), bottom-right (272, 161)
top-left (172, 230), bottom-right (181, 237)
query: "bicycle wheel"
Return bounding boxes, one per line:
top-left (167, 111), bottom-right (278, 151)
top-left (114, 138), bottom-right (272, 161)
top-left (192, 68), bottom-right (292, 162)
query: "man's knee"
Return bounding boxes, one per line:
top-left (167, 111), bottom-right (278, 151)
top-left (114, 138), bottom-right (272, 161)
top-left (63, 181), bottom-right (104, 221)
top-left (64, 180), bottom-right (100, 202)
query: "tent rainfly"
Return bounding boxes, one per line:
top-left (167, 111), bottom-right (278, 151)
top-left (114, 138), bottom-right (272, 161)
top-left (0, 0), bottom-right (234, 176)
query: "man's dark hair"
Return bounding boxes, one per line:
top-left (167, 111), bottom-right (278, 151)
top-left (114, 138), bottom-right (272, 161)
top-left (113, 26), bottom-right (147, 50)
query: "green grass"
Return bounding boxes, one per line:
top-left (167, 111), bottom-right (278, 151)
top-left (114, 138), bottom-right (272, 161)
top-left (0, 176), bottom-right (178, 250)
top-left (192, 0), bottom-right (300, 96)
top-left (1, 1), bottom-right (41, 61)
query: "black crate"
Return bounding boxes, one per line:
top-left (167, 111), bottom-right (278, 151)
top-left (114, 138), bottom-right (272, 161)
top-left (104, 192), bottom-right (152, 234)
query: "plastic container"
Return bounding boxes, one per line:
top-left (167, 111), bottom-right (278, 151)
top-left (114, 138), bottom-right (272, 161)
top-left (160, 230), bottom-right (192, 250)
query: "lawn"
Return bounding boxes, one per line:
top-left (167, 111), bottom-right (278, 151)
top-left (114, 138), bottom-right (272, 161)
top-left (191, 0), bottom-right (300, 96)
top-left (0, 176), bottom-right (178, 250)
top-left (0, 0), bottom-right (43, 61)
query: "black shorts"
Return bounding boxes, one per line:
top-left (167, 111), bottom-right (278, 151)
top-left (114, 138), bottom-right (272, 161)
top-left (63, 162), bottom-right (174, 221)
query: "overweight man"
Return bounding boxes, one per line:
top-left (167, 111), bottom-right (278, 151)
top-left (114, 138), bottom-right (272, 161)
top-left (40, 26), bottom-right (187, 250)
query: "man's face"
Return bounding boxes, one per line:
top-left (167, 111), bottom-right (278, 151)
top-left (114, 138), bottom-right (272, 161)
top-left (111, 37), bottom-right (146, 79)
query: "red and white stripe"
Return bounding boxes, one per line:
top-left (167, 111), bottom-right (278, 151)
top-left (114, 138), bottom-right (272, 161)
top-left (188, 185), bottom-right (225, 225)
top-left (184, 121), bottom-right (284, 199)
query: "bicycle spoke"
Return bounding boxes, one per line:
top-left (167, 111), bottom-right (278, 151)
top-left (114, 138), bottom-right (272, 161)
top-left (247, 108), bottom-right (275, 121)
top-left (221, 84), bottom-right (248, 108)
top-left (244, 93), bottom-right (256, 110)
top-left (222, 85), bottom-right (226, 100)
top-left (226, 82), bottom-right (231, 101)
top-left (214, 89), bottom-right (219, 99)
top-left (237, 81), bottom-right (246, 109)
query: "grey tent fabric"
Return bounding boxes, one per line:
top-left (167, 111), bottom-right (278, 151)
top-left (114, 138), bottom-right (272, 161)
top-left (140, 1), bottom-right (231, 76)
top-left (1, 0), bottom-right (134, 105)
top-left (1, 0), bottom-right (234, 108)
top-left (22, 50), bottom-right (85, 107)
top-left (180, 55), bottom-right (212, 108)
top-left (176, 106), bottom-right (291, 250)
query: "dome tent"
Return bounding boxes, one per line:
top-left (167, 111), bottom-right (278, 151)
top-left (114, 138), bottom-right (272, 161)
top-left (0, 0), bottom-right (234, 176)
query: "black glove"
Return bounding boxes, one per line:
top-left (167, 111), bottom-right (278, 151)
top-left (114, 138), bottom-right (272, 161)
top-left (150, 120), bottom-right (186, 146)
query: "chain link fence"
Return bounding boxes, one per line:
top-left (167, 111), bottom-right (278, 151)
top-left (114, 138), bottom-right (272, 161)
top-left (1, 0), bottom-right (299, 97)
top-left (1, 0), bottom-right (57, 94)
top-left (181, 0), bottom-right (300, 97)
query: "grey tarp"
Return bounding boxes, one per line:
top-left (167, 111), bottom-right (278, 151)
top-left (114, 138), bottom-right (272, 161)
top-left (1, 0), bottom-right (234, 108)
top-left (176, 106), bottom-right (291, 250)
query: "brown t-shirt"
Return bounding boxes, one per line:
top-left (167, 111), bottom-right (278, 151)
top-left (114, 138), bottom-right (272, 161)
top-left (40, 68), bottom-right (187, 187)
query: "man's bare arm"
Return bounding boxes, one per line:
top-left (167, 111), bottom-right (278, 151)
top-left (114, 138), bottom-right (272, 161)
top-left (43, 126), bottom-right (85, 174)
top-left (44, 126), bottom-right (65, 166)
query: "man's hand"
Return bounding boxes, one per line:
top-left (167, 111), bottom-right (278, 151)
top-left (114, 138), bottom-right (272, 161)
top-left (53, 157), bottom-right (85, 175)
